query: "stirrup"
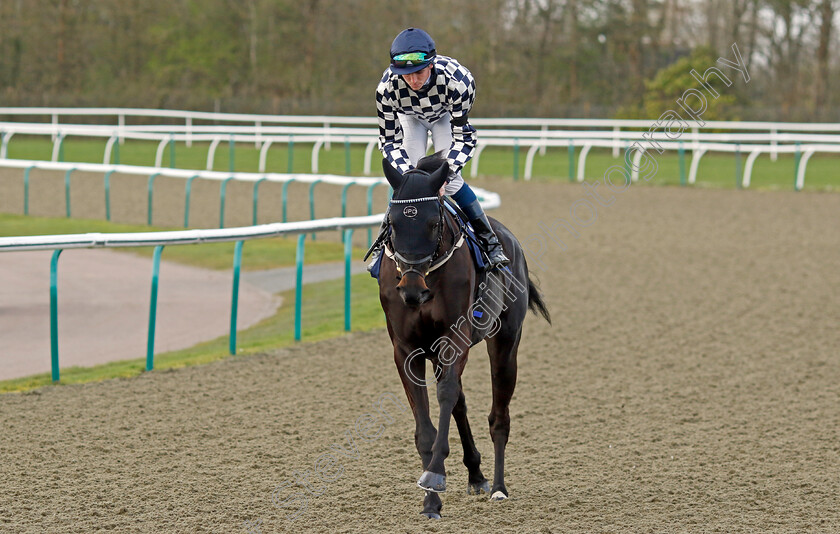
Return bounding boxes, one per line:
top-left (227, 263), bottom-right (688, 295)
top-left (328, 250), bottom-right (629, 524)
top-left (366, 247), bottom-right (382, 273)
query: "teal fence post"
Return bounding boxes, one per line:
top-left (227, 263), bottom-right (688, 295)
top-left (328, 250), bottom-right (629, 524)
top-left (344, 229), bottom-right (354, 332)
top-left (735, 144), bottom-right (742, 189)
top-left (678, 142), bottom-right (686, 186)
top-left (568, 140), bottom-right (575, 183)
top-left (146, 245), bottom-right (164, 371)
top-left (794, 142), bottom-right (801, 191)
top-left (23, 166), bottom-right (34, 215)
top-left (64, 168), bottom-right (75, 218)
top-left (219, 177), bottom-right (234, 228)
top-left (282, 178), bottom-right (295, 222)
top-left (252, 177), bottom-right (267, 225)
top-left (294, 234), bottom-right (306, 341)
top-left (113, 135), bottom-right (120, 164)
top-left (104, 170), bottom-right (115, 221)
top-left (147, 172), bottom-right (160, 225)
top-left (57, 133), bottom-right (65, 162)
top-left (513, 138), bottom-right (520, 181)
top-left (169, 134), bottom-right (176, 168)
top-left (228, 135), bottom-right (235, 173)
top-left (340, 182), bottom-right (354, 217)
top-left (308, 179), bottom-right (322, 240)
top-left (184, 174), bottom-right (199, 228)
top-left (49, 249), bottom-right (63, 382)
top-left (287, 136), bottom-right (295, 173)
top-left (230, 240), bottom-right (244, 355)
top-left (344, 136), bottom-right (351, 175)
top-left (366, 182), bottom-right (385, 246)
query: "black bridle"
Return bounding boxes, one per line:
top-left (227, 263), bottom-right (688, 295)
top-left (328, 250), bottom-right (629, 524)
top-left (385, 196), bottom-right (461, 280)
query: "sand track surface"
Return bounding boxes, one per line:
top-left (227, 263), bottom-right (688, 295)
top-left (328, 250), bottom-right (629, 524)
top-left (1, 181), bottom-right (839, 533)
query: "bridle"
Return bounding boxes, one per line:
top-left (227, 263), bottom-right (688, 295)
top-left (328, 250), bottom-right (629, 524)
top-left (384, 195), bottom-right (465, 280)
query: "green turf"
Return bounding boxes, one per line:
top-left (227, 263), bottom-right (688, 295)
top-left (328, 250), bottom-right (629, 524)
top-left (0, 213), bottom-right (365, 270)
top-left (6, 136), bottom-right (838, 191)
top-left (0, 273), bottom-right (386, 393)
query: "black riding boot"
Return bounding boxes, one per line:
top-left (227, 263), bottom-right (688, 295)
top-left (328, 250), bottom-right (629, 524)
top-left (460, 199), bottom-right (510, 267)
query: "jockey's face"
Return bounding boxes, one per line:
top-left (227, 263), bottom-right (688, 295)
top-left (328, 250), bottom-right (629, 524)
top-left (402, 65), bottom-right (433, 91)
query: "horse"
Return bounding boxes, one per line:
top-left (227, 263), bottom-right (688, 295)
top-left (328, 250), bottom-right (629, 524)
top-left (376, 154), bottom-right (551, 519)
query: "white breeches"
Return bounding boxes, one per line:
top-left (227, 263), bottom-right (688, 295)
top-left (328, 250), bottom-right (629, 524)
top-left (398, 112), bottom-right (464, 196)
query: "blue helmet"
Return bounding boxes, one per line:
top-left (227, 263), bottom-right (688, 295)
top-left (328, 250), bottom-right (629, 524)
top-left (389, 28), bottom-right (436, 75)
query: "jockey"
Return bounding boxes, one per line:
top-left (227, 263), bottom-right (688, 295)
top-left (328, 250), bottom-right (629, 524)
top-left (369, 27), bottom-right (510, 270)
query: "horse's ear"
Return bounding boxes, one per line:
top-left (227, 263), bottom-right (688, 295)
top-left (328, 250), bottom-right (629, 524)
top-left (382, 159), bottom-right (404, 190)
top-left (428, 161), bottom-right (449, 193)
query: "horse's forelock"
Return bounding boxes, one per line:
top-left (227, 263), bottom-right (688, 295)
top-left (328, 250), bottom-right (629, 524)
top-left (398, 169), bottom-right (439, 199)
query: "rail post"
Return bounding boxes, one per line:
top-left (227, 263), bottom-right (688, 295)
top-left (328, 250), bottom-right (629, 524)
top-left (252, 177), bottom-right (267, 226)
top-left (220, 176), bottom-right (234, 228)
top-left (147, 172), bottom-right (161, 225)
top-left (282, 178), bottom-right (296, 222)
top-left (340, 182), bottom-right (354, 217)
top-left (49, 249), bottom-right (63, 382)
top-left (146, 245), bottom-right (164, 371)
top-left (678, 142), bottom-right (686, 186)
top-left (344, 229), bottom-right (354, 332)
top-left (309, 179), bottom-right (322, 240)
top-left (230, 240), bottom-right (244, 354)
top-left (295, 234), bottom-right (306, 341)
top-left (568, 140), bottom-right (575, 183)
top-left (793, 142), bottom-right (801, 191)
top-left (228, 135), bottom-right (235, 173)
top-left (64, 168), bottom-right (76, 218)
top-left (345, 136), bottom-right (352, 175)
top-left (169, 134), bottom-right (176, 168)
top-left (735, 144), bottom-right (742, 189)
top-left (23, 165), bottom-right (34, 215)
top-left (104, 170), bottom-right (115, 221)
top-left (184, 174), bottom-right (199, 228)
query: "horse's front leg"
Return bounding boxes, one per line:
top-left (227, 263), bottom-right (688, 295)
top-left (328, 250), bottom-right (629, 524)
top-left (417, 353), bottom-right (467, 495)
top-left (394, 345), bottom-right (442, 518)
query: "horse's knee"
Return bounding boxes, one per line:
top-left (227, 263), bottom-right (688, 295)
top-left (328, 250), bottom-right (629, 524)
top-left (488, 410), bottom-right (510, 439)
top-left (415, 425), bottom-right (436, 454)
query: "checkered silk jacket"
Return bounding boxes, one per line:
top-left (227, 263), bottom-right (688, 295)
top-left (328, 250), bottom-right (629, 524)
top-left (375, 55), bottom-right (477, 178)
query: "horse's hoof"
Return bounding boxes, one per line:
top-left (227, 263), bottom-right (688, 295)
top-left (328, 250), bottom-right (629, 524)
top-left (490, 490), bottom-right (508, 501)
top-left (417, 471), bottom-right (446, 493)
top-left (420, 512), bottom-right (442, 520)
top-left (467, 480), bottom-right (491, 495)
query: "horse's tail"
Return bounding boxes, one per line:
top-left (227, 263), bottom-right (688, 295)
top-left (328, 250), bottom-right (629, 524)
top-left (527, 276), bottom-right (551, 324)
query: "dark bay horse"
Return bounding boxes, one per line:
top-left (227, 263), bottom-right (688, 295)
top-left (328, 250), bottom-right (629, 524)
top-left (377, 154), bottom-right (551, 518)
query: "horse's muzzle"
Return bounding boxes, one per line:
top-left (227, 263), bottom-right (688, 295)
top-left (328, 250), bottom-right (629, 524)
top-left (396, 272), bottom-right (432, 307)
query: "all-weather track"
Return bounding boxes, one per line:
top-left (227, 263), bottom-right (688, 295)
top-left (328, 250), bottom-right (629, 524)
top-left (1, 179), bottom-right (839, 533)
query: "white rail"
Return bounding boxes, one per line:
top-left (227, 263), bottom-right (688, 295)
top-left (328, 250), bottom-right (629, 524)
top-left (3, 107), bottom-right (840, 133)
top-left (0, 214), bottom-right (387, 252)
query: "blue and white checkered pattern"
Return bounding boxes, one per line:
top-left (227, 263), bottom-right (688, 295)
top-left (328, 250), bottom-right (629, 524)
top-left (376, 55), bottom-right (477, 177)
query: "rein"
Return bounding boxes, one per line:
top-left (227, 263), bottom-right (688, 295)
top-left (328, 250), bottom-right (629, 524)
top-left (383, 196), bottom-right (465, 278)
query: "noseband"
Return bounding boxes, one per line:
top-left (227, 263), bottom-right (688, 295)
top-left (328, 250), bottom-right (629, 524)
top-left (384, 196), bottom-right (464, 279)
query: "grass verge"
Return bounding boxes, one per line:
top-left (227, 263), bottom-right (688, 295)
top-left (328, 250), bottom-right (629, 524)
top-left (0, 273), bottom-right (385, 393)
